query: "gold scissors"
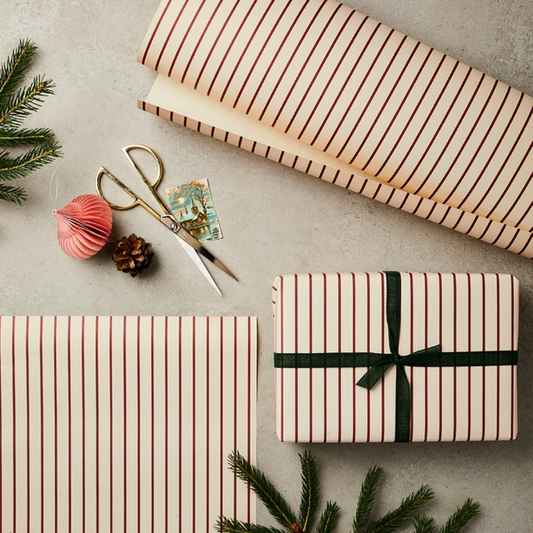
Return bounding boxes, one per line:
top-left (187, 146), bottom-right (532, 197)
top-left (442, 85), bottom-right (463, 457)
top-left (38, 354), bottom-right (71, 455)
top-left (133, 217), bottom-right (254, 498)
top-left (95, 144), bottom-right (237, 295)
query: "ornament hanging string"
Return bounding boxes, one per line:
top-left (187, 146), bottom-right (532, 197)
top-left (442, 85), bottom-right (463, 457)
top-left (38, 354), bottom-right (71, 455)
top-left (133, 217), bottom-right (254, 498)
top-left (49, 160), bottom-right (62, 207)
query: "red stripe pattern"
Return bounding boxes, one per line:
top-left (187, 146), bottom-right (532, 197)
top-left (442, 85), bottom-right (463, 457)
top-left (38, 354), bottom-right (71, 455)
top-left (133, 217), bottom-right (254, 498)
top-left (138, 0), bottom-right (533, 257)
top-left (272, 272), bottom-right (518, 443)
top-left (0, 316), bottom-right (257, 533)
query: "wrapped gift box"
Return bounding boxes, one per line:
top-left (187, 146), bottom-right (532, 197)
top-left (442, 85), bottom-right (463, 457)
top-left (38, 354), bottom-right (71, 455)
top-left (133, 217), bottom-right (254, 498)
top-left (273, 272), bottom-right (519, 443)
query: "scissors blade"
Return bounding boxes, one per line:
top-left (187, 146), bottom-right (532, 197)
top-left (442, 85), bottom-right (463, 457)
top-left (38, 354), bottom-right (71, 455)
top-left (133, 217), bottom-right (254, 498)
top-left (174, 226), bottom-right (238, 281)
top-left (174, 234), bottom-right (222, 296)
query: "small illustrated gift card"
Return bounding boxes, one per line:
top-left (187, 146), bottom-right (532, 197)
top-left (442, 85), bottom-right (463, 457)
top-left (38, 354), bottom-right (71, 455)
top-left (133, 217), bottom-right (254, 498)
top-left (166, 179), bottom-right (222, 243)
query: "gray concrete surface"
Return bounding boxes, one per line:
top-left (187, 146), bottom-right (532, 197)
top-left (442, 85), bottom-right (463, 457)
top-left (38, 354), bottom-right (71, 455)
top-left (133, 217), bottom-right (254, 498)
top-left (2, 0), bottom-right (532, 531)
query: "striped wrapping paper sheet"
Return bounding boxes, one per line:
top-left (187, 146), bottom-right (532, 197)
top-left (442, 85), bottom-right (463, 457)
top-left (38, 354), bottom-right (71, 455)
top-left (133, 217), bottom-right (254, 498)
top-left (0, 316), bottom-right (257, 533)
top-left (272, 272), bottom-right (519, 443)
top-left (137, 0), bottom-right (533, 257)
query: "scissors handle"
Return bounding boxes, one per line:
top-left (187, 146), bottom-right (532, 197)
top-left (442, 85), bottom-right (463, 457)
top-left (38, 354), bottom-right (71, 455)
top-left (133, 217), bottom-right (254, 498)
top-left (95, 144), bottom-right (169, 220)
top-left (122, 145), bottom-right (170, 216)
top-left (95, 166), bottom-right (161, 220)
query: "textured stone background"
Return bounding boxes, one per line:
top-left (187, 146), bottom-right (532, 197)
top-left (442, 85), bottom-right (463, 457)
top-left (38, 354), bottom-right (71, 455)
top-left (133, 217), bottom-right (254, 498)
top-left (2, 0), bottom-right (532, 530)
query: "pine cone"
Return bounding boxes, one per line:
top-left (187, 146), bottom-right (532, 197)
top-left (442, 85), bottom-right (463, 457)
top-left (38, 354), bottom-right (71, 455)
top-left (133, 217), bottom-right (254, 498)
top-left (112, 234), bottom-right (154, 277)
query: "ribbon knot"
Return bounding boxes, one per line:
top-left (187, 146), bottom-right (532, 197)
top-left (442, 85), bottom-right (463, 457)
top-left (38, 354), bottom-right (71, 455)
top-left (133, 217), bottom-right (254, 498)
top-left (355, 344), bottom-right (442, 391)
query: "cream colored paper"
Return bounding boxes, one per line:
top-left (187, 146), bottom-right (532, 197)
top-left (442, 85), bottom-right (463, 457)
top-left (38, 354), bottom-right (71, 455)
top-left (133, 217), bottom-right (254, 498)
top-left (0, 316), bottom-right (257, 532)
top-left (272, 273), bottom-right (518, 443)
top-left (138, 0), bottom-right (533, 257)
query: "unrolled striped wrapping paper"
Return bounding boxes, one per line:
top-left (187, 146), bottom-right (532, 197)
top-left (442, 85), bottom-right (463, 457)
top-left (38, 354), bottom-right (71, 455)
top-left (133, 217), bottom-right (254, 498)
top-left (272, 272), bottom-right (519, 443)
top-left (0, 316), bottom-right (257, 533)
top-left (137, 0), bottom-right (533, 257)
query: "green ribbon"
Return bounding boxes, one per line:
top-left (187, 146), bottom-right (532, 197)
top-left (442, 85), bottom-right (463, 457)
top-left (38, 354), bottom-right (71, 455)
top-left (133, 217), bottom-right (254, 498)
top-left (274, 271), bottom-right (518, 442)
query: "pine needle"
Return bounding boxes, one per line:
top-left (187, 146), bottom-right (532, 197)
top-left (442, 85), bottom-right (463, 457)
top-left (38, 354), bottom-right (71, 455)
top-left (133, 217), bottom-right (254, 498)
top-left (0, 39), bottom-right (37, 105)
top-left (364, 485), bottom-right (435, 533)
top-left (0, 181), bottom-right (27, 204)
top-left (413, 515), bottom-right (436, 533)
top-left (0, 141), bottom-right (61, 181)
top-left (353, 465), bottom-right (383, 533)
top-left (298, 450), bottom-right (320, 533)
top-left (0, 126), bottom-right (55, 146)
top-left (215, 517), bottom-right (287, 533)
top-left (315, 501), bottom-right (340, 533)
top-left (0, 75), bottom-right (56, 127)
top-left (229, 451), bottom-right (298, 532)
top-left (438, 499), bottom-right (480, 533)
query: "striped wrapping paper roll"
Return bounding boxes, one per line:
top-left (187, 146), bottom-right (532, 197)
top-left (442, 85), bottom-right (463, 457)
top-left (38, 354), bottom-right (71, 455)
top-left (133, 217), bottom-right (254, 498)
top-left (137, 0), bottom-right (533, 257)
top-left (0, 316), bottom-right (257, 533)
top-left (272, 272), bottom-right (519, 443)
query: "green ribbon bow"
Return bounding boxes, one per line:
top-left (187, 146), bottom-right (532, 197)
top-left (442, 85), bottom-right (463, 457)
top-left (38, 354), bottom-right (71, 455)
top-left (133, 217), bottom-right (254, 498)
top-left (274, 271), bottom-right (518, 442)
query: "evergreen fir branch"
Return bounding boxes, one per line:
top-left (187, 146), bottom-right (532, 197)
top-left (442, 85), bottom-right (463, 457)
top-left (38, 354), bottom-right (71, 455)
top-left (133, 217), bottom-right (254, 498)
top-left (364, 485), bottom-right (435, 533)
top-left (438, 499), bottom-right (480, 533)
top-left (0, 181), bottom-right (28, 204)
top-left (413, 515), bottom-right (436, 533)
top-left (219, 451), bottom-right (479, 533)
top-left (0, 39), bottom-right (37, 105)
top-left (229, 451), bottom-right (298, 532)
top-left (215, 517), bottom-right (287, 533)
top-left (0, 141), bottom-right (61, 182)
top-left (0, 75), bottom-right (56, 127)
top-left (0, 126), bottom-right (55, 146)
top-left (353, 466), bottom-right (383, 533)
top-left (0, 40), bottom-right (61, 203)
top-left (298, 450), bottom-right (320, 533)
top-left (315, 501), bottom-right (340, 533)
